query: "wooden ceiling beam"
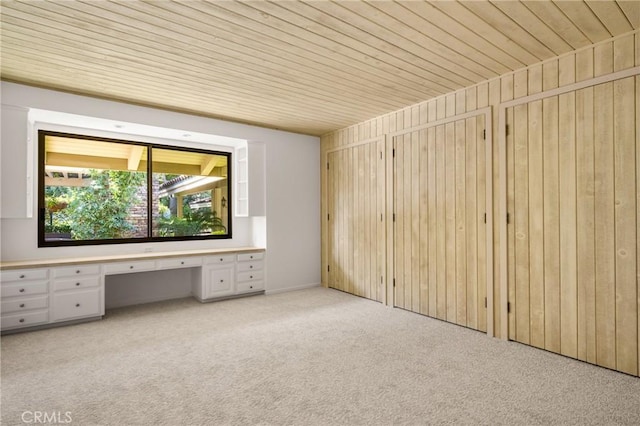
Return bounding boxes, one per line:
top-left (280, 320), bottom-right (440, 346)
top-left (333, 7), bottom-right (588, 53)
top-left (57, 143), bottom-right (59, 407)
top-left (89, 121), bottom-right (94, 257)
top-left (128, 145), bottom-right (145, 171)
top-left (200, 156), bottom-right (218, 176)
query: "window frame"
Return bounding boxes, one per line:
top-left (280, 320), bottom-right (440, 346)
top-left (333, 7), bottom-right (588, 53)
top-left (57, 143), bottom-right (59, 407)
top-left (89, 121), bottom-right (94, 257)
top-left (38, 130), bottom-right (232, 247)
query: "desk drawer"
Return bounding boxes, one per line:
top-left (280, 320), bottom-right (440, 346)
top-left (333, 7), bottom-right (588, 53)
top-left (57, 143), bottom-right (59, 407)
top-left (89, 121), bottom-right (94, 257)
top-left (1, 281), bottom-right (48, 298)
top-left (237, 252), bottom-right (264, 262)
top-left (53, 276), bottom-right (101, 292)
top-left (236, 261), bottom-right (263, 272)
top-left (1, 295), bottom-right (48, 314)
top-left (1, 269), bottom-right (48, 282)
top-left (1, 310), bottom-right (48, 330)
top-left (104, 260), bottom-right (156, 275)
top-left (204, 254), bottom-right (235, 265)
top-left (52, 288), bottom-right (101, 322)
top-left (53, 265), bottom-right (100, 278)
top-left (236, 281), bottom-right (264, 293)
top-left (158, 257), bottom-right (202, 270)
top-left (237, 270), bottom-right (264, 283)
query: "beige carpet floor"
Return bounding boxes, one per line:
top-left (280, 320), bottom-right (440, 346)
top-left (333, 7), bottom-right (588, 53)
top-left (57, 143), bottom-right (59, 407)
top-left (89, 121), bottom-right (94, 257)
top-left (2, 287), bottom-right (640, 425)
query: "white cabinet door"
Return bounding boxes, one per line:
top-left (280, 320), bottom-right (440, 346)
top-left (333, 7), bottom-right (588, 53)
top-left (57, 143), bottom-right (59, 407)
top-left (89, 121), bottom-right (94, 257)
top-left (204, 266), bottom-right (234, 299)
top-left (51, 288), bottom-right (101, 322)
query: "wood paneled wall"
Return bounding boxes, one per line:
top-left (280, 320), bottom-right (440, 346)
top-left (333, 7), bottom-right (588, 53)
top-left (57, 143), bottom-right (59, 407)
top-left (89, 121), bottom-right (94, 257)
top-left (320, 30), bottom-right (640, 376)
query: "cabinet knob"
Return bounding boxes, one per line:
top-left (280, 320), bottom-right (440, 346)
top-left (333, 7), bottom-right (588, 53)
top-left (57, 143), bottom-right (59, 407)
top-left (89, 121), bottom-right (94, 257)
top-left (250, 275), bottom-right (253, 279)
top-left (250, 265), bottom-right (253, 269)
top-left (76, 303), bottom-right (80, 307)
top-left (19, 303), bottom-right (25, 308)
top-left (219, 258), bottom-right (223, 262)
top-left (76, 270), bottom-right (81, 274)
top-left (130, 265), bottom-right (134, 269)
top-left (76, 282), bottom-right (80, 286)
top-left (250, 256), bottom-right (253, 259)
top-left (250, 286), bottom-right (253, 289)
top-left (19, 318), bottom-right (25, 323)
top-left (181, 261), bottom-right (184, 265)
top-left (19, 274), bottom-right (25, 279)
top-left (220, 279), bottom-right (224, 283)
top-left (19, 288), bottom-right (25, 293)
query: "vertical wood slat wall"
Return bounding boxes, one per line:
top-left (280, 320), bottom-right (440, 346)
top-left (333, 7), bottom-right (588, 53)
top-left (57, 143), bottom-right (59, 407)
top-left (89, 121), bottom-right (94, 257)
top-left (320, 30), bottom-right (640, 376)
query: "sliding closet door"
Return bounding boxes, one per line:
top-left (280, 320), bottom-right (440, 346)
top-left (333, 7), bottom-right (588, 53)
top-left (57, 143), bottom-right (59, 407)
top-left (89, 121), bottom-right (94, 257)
top-left (327, 140), bottom-right (386, 303)
top-left (393, 116), bottom-right (487, 331)
top-left (506, 75), bottom-right (638, 376)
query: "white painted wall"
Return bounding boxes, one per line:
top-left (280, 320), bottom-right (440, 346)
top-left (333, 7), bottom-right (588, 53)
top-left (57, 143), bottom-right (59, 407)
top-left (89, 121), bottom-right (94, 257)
top-left (0, 82), bottom-right (321, 303)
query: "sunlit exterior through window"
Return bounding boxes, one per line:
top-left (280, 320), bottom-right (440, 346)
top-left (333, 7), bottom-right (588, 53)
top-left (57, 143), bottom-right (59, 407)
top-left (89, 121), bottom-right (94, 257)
top-left (39, 131), bottom-right (231, 246)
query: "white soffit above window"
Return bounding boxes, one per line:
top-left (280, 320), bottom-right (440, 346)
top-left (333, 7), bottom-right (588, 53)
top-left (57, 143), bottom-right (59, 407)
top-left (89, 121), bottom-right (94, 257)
top-left (29, 109), bottom-right (247, 149)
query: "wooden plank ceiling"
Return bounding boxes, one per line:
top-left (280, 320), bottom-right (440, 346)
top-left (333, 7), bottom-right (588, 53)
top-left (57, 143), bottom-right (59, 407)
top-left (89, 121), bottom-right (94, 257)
top-left (1, 1), bottom-right (638, 136)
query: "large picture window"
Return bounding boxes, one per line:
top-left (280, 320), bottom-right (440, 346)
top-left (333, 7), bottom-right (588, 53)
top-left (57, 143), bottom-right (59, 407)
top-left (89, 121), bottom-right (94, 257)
top-left (38, 131), bottom-right (231, 246)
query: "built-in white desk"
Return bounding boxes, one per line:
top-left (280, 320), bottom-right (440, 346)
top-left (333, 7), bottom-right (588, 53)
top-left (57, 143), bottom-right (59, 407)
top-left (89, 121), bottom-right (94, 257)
top-left (0, 247), bottom-right (265, 333)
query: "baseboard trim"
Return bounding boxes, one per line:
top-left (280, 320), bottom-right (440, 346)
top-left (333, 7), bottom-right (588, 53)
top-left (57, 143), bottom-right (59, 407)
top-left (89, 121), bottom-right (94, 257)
top-left (265, 282), bottom-right (321, 295)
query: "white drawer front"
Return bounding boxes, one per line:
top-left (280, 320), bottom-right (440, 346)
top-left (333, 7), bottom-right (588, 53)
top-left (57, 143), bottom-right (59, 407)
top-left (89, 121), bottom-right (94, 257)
top-left (1, 281), bottom-right (49, 298)
top-left (236, 281), bottom-right (264, 294)
top-left (53, 276), bottom-right (101, 292)
top-left (1, 269), bottom-right (48, 282)
top-left (1, 295), bottom-right (49, 314)
top-left (53, 265), bottom-right (101, 278)
top-left (237, 270), bottom-right (264, 283)
top-left (52, 289), bottom-right (101, 322)
top-left (1, 310), bottom-right (48, 330)
top-left (236, 261), bottom-right (263, 272)
top-left (158, 257), bottom-right (202, 270)
top-left (237, 252), bottom-right (264, 262)
top-left (204, 254), bottom-right (236, 265)
top-left (104, 260), bottom-right (156, 275)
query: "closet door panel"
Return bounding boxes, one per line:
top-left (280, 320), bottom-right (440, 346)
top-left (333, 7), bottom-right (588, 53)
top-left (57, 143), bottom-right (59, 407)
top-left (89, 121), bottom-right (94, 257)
top-left (393, 115), bottom-right (488, 331)
top-left (327, 141), bottom-right (386, 303)
top-left (507, 76), bottom-right (638, 376)
top-left (327, 140), bottom-right (386, 304)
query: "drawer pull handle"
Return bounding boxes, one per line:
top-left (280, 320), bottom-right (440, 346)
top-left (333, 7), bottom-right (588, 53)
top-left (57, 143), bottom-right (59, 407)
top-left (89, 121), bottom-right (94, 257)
top-left (20, 303), bottom-right (25, 308)
top-left (76, 270), bottom-right (81, 274)
top-left (19, 288), bottom-right (25, 293)
top-left (19, 318), bottom-right (25, 323)
top-left (19, 274), bottom-right (25, 279)
top-left (76, 282), bottom-right (80, 286)
top-left (76, 303), bottom-right (80, 307)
